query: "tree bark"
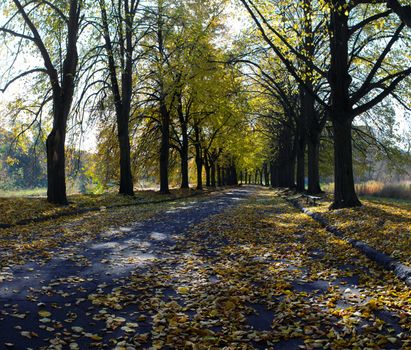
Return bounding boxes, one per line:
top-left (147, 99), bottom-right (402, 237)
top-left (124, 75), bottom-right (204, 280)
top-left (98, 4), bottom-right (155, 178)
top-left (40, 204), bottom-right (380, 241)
top-left (331, 118), bottom-right (361, 208)
top-left (100, 0), bottom-right (134, 196)
top-left (177, 93), bottom-right (189, 189)
top-left (180, 148), bottom-right (189, 189)
top-left (296, 86), bottom-right (306, 192)
top-left (46, 1), bottom-right (80, 204)
top-left (307, 132), bottom-right (322, 194)
top-left (263, 163), bottom-right (269, 186)
top-left (159, 101), bottom-right (170, 194)
top-left (211, 161), bottom-right (216, 187)
top-left (46, 111), bottom-right (68, 205)
top-left (118, 122), bottom-right (134, 195)
top-left (329, 2), bottom-right (361, 208)
top-left (194, 125), bottom-right (203, 190)
top-left (204, 153), bottom-right (211, 187)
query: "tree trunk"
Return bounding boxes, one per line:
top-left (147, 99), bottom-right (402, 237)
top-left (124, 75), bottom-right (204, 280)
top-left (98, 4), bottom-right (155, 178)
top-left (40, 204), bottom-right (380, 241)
top-left (263, 163), bottom-right (269, 186)
top-left (217, 164), bottom-right (222, 186)
top-left (194, 126), bottom-right (203, 190)
top-left (159, 102), bottom-right (170, 194)
top-left (205, 166), bottom-right (211, 187)
top-left (329, 1), bottom-right (361, 208)
top-left (331, 118), bottom-right (361, 208)
top-left (100, 0), bottom-right (134, 196)
top-left (307, 133), bottom-right (322, 194)
top-left (46, 118), bottom-right (67, 205)
top-left (296, 93), bottom-right (306, 192)
top-left (211, 162), bottom-right (216, 187)
top-left (180, 143), bottom-right (189, 189)
top-left (178, 94), bottom-right (189, 189)
top-left (270, 161), bottom-right (276, 188)
top-left (204, 153), bottom-right (211, 187)
top-left (260, 168), bottom-right (263, 185)
top-left (45, 1), bottom-right (80, 204)
top-left (118, 119), bottom-right (134, 195)
top-left (277, 125), bottom-right (295, 188)
top-left (228, 161), bottom-right (238, 185)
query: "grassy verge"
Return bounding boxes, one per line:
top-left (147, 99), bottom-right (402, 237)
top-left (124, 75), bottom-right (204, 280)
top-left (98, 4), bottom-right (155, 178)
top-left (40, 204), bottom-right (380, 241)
top-left (292, 193), bottom-right (411, 267)
top-left (321, 181), bottom-right (411, 201)
top-left (0, 187), bottom-right (211, 226)
top-left (0, 188), bottom-right (47, 197)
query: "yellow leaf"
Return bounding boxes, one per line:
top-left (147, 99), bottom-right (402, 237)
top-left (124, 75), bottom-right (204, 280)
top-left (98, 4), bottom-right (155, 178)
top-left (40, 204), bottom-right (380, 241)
top-left (38, 310), bottom-right (51, 318)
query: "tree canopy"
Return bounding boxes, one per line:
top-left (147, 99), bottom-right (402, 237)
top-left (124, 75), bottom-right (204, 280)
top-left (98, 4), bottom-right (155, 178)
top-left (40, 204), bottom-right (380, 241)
top-left (0, 0), bottom-right (410, 208)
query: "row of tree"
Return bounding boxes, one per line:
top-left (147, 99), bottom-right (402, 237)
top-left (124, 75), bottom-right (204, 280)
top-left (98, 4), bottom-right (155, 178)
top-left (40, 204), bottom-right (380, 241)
top-left (0, 0), bottom-right (410, 208)
top-left (238, 0), bottom-right (411, 208)
top-left (0, 0), bottom-right (256, 203)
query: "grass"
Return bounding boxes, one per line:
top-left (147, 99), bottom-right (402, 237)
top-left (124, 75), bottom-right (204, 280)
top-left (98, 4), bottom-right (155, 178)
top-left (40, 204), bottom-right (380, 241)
top-left (0, 187), bottom-right (210, 226)
top-left (0, 187), bottom-right (47, 197)
top-left (294, 194), bottom-right (411, 267)
top-left (321, 181), bottom-right (411, 202)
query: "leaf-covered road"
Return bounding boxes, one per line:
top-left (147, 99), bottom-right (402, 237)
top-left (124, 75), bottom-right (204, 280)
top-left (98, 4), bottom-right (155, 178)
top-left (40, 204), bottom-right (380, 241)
top-left (0, 188), bottom-right (253, 349)
top-left (0, 187), bottom-right (410, 349)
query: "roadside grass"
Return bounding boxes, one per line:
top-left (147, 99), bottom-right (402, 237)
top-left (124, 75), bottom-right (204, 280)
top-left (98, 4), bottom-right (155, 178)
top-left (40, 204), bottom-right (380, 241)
top-left (322, 181), bottom-right (411, 201)
top-left (0, 188), bottom-right (47, 197)
top-left (294, 194), bottom-right (411, 267)
top-left (0, 187), bottom-right (204, 226)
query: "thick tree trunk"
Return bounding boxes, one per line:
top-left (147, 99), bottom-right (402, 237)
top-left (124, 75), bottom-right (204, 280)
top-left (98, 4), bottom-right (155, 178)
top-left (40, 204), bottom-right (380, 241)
top-left (296, 103), bottom-right (306, 192)
top-left (159, 103), bottom-right (170, 194)
top-left (331, 118), bottom-right (361, 208)
top-left (277, 126), bottom-right (295, 188)
top-left (296, 139), bottom-right (305, 191)
top-left (228, 161), bottom-right (238, 185)
top-left (180, 143), bottom-right (189, 189)
top-left (194, 126), bottom-right (203, 190)
top-left (329, 2), bottom-right (361, 208)
top-left (118, 119), bottom-right (134, 195)
top-left (217, 164), bottom-right (222, 186)
top-left (178, 94), bottom-right (189, 189)
top-left (263, 163), bottom-right (269, 186)
top-left (100, 0), bottom-right (134, 196)
top-left (211, 162), bottom-right (216, 187)
top-left (307, 134), bottom-right (322, 194)
top-left (44, 1), bottom-right (80, 204)
top-left (204, 153), bottom-right (211, 187)
top-left (270, 161), bottom-right (277, 188)
top-left (46, 120), bottom-right (67, 205)
top-left (260, 168), bottom-right (263, 185)
top-left (205, 166), bottom-right (211, 187)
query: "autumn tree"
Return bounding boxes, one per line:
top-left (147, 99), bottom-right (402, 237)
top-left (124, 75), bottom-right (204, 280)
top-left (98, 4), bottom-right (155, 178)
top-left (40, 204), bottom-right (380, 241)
top-left (240, 0), bottom-right (411, 208)
top-left (96, 0), bottom-right (144, 196)
top-left (0, 0), bottom-right (83, 204)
